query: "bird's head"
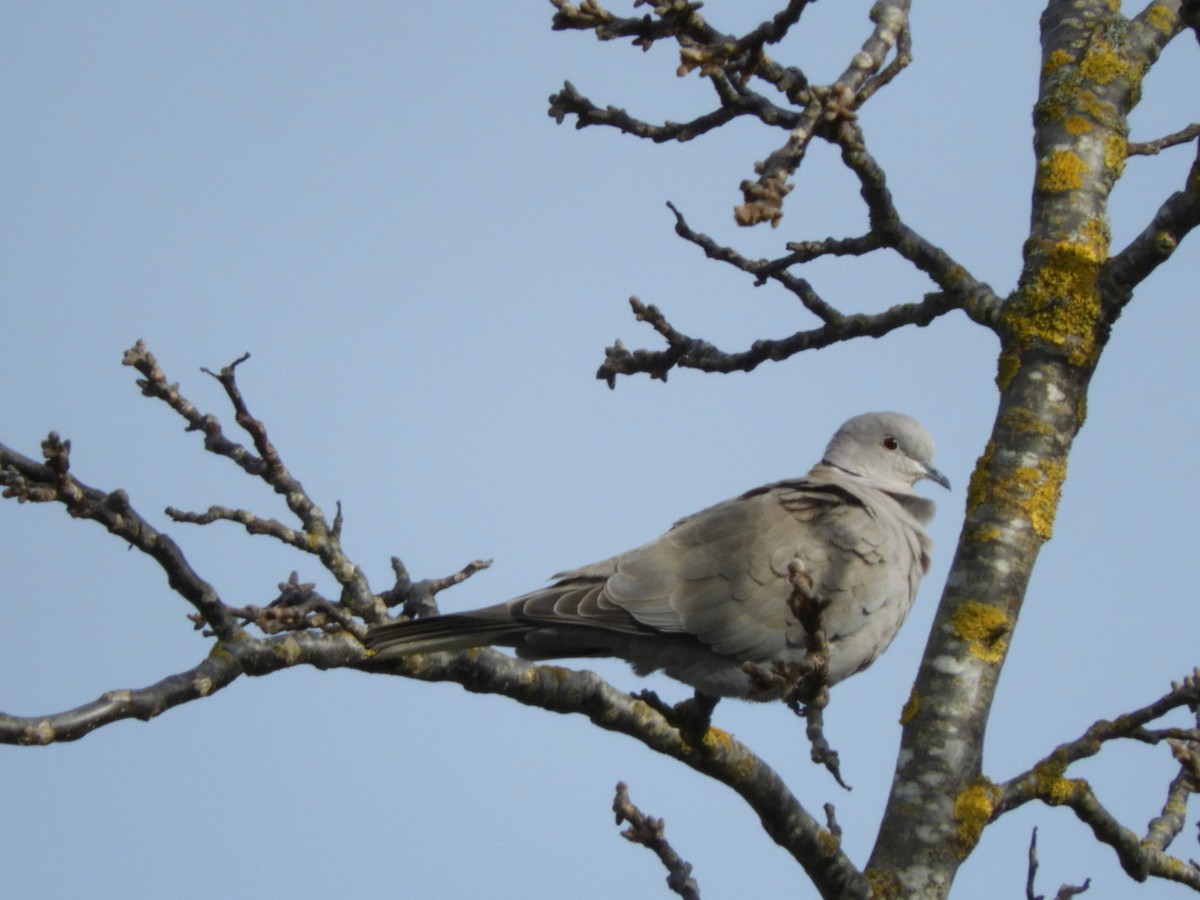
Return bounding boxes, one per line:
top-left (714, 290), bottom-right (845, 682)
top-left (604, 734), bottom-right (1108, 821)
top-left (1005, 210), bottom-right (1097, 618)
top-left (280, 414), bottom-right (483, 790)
top-left (822, 412), bottom-right (951, 494)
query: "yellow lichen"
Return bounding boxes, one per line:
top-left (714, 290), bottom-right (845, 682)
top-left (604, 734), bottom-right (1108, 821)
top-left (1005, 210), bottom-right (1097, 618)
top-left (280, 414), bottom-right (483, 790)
top-left (1006, 460), bottom-right (1068, 540)
top-left (965, 442), bottom-right (996, 518)
top-left (1080, 216), bottom-right (1112, 257)
top-left (1105, 133), bottom-right (1127, 177)
top-left (954, 780), bottom-right (1000, 854)
top-left (1033, 759), bottom-right (1083, 805)
top-left (1145, 3), bottom-right (1176, 33)
top-left (865, 868), bottom-right (902, 899)
top-left (1042, 48), bottom-right (1075, 76)
top-left (1063, 115), bottom-right (1093, 135)
top-left (816, 828), bottom-right (842, 858)
top-left (700, 726), bottom-right (734, 751)
top-left (1077, 89), bottom-right (1120, 128)
top-left (1080, 42), bottom-right (1128, 85)
top-left (964, 439), bottom-right (1068, 540)
top-left (998, 406), bottom-right (1057, 436)
top-left (969, 525), bottom-right (1002, 543)
top-left (951, 601), bottom-right (1010, 663)
top-left (1037, 149), bottom-right (1087, 192)
top-left (995, 350), bottom-right (1020, 391)
top-left (900, 685), bottom-right (920, 725)
top-left (1005, 240), bottom-right (1104, 367)
top-left (272, 635), bottom-right (303, 664)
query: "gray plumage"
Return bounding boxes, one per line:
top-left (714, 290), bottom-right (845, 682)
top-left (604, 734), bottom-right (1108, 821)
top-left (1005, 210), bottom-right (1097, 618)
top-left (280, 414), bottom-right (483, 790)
top-left (366, 412), bottom-right (949, 700)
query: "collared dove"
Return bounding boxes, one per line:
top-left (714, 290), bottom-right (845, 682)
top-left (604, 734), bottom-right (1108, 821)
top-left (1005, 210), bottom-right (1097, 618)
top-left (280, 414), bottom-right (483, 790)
top-left (366, 412), bottom-right (949, 700)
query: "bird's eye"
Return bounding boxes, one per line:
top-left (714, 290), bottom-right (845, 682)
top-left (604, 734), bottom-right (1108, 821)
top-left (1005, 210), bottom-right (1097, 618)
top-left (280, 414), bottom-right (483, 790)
top-left (883, 435), bottom-right (899, 451)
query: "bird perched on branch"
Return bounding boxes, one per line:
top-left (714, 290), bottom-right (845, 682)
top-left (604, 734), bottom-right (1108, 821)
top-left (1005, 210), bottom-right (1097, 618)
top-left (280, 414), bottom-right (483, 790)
top-left (365, 412), bottom-right (949, 701)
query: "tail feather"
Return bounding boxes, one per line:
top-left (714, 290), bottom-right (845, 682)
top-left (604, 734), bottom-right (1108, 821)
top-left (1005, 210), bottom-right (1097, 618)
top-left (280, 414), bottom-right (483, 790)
top-left (365, 613), bottom-right (526, 655)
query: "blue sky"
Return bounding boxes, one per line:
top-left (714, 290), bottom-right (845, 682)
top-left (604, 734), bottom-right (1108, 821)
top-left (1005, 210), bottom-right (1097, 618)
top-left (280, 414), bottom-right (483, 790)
top-left (2, 2), bottom-right (1198, 898)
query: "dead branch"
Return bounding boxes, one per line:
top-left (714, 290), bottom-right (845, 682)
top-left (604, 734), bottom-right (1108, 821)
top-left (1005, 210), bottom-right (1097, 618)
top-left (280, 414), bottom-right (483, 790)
top-left (613, 781), bottom-right (701, 900)
top-left (996, 671), bottom-right (1200, 889)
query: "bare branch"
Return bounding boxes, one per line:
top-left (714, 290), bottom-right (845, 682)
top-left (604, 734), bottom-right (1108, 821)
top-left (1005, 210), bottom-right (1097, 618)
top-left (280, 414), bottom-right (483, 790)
top-left (548, 0), bottom-right (919, 227)
top-left (666, 201), bottom-right (846, 322)
top-left (1127, 123), bottom-right (1200, 156)
top-left (1104, 139), bottom-right (1200, 311)
top-left (549, 79), bottom-right (766, 142)
top-left (734, 1), bottom-right (912, 226)
top-left (219, 572), bottom-right (363, 637)
top-left (0, 653), bottom-right (242, 745)
top-left (2, 628), bottom-right (367, 747)
top-left (834, 122), bottom-right (1002, 325)
top-left (124, 342), bottom-right (382, 622)
top-left (613, 782), bottom-right (701, 900)
top-left (597, 292), bottom-right (963, 386)
top-left (735, 0), bottom-right (813, 50)
top-left (167, 504), bottom-right (313, 550)
top-left (782, 559), bottom-right (844, 789)
top-left (379, 556), bottom-right (494, 619)
top-left (122, 341), bottom-right (267, 479)
top-left (368, 645), bottom-right (870, 899)
top-left (0, 434), bottom-right (238, 639)
top-left (997, 671), bottom-right (1200, 889)
top-left (1026, 827), bottom-right (1091, 900)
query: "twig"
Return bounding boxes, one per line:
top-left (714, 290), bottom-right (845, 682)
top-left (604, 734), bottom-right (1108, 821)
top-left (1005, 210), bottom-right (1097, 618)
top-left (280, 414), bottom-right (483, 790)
top-left (1127, 122), bottom-right (1200, 156)
top-left (612, 782), bottom-right (701, 900)
top-left (1026, 827), bottom-right (1091, 900)
top-left (209, 572), bottom-right (362, 637)
top-left (125, 342), bottom-right (382, 620)
top-left (741, 558), bottom-right (848, 789)
top-left (597, 290), bottom-right (965, 386)
top-left (167, 504), bottom-right (311, 550)
top-left (0, 433), bottom-right (238, 639)
top-left (0, 654), bottom-right (243, 745)
top-left (1104, 140), bottom-right (1200, 313)
top-left (997, 670), bottom-right (1200, 889)
top-left (378, 556), bottom-right (494, 619)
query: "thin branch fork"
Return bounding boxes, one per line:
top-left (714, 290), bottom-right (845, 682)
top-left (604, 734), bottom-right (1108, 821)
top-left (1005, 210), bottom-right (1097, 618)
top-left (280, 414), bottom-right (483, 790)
top-left (0, 433), bottom-right (238, 640)
top-left (996, 671), bottom-right (1200, 889)
top-left (1026, 827), bottom-right (1091, 900)
top-left (549, 0), bottom-right (912, 227)
top-left (1104, 138), bottom-right (1200, 312)
top-left (596, 289), bottom-right (965, 386)
top-left (124, 341), bottom-right (382, 620)
top-left (1127, 122), bottom-right (1200, 156)
top-left (613, 782), bottom-right (701, 900)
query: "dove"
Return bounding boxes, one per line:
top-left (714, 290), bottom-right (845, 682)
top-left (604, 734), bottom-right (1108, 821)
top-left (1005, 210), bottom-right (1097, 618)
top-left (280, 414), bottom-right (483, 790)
top-left (365, 412), bottom-right (949, 700)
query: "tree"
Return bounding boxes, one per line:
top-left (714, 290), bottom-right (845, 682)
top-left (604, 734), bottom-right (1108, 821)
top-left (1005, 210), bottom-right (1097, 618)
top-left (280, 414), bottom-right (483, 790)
top-left (2, 2), bottom-right (1198, 897)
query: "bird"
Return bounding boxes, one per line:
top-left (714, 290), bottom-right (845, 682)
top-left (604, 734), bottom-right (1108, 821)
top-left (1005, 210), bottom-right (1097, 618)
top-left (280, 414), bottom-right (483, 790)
top-left (365, 412), bottom-right (949, 701)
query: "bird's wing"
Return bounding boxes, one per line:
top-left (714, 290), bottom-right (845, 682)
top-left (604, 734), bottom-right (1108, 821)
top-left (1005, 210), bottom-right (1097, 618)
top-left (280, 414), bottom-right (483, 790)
top-left (512, 476), bottom-right (927, 666)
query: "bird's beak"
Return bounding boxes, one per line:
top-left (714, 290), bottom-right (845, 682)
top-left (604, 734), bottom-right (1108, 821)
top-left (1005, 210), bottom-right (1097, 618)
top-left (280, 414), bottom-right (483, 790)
top-left (923, 464), bottom-right (951, 490)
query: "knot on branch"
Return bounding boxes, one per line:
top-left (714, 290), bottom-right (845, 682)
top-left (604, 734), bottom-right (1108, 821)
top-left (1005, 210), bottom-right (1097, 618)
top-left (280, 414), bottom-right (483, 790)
top-left (378, 555), bottom-right (493, 621)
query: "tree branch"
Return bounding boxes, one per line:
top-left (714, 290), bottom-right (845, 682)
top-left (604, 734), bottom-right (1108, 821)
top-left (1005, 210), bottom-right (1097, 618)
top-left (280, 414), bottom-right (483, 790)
top-left (734, 0), bottom-right (912, 227)
top-left (613, 781), bottom-right (701, 900)
top-left (596, 292), bottom-right (964, 386)
top-left (0, 434), bottom-right (239, 639)
top-left (1127, 122), bottom-right (1200, 157)
top-left (1026, 827), bottom-right (1091, 900)
top-left (996, 671), bottom-right (1200, 889)
top-left (366, 645), bottom-right (871, 900)
top-left (1103, 138), bottom-right (1200, 312)
top-left (123, 341), bottom-right (382, 622)
top-left (0, 653), bottom-right (244, 745)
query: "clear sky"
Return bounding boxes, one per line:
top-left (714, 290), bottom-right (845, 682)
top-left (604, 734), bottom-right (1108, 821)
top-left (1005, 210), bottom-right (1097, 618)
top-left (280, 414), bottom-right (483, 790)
top-left (2, 2), bottom-right (1198, 898)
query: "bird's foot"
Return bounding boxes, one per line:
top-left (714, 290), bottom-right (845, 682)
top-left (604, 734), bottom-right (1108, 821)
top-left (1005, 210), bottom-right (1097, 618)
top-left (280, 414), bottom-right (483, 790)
top-left (634, 689), bottom-right (720, 744)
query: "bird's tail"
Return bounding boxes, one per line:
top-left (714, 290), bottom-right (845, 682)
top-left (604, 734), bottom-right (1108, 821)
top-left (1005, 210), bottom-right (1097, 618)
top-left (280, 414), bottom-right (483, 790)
top-left (364, 610), bottom-right (526, 656)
